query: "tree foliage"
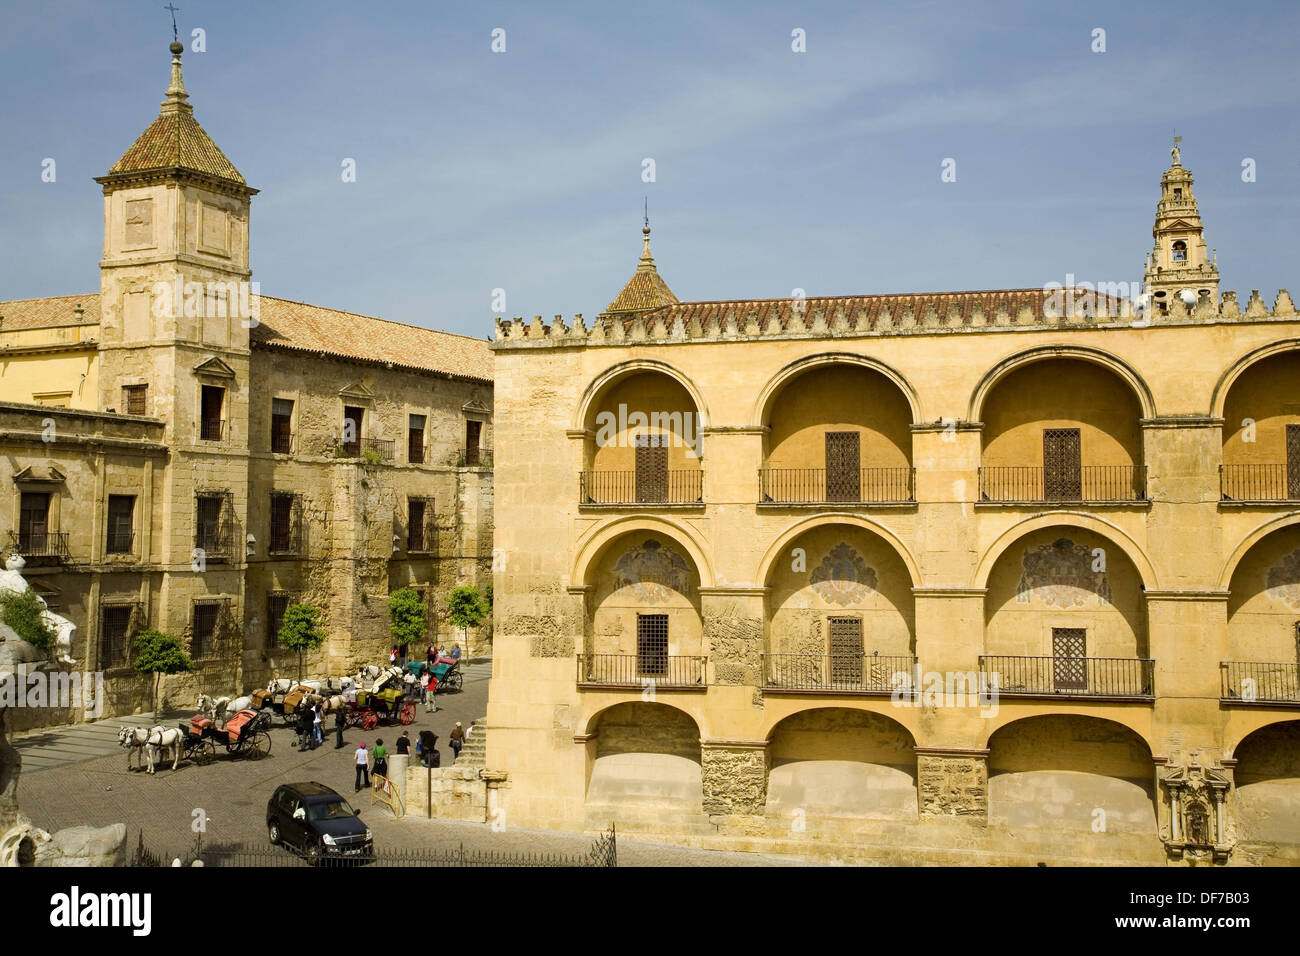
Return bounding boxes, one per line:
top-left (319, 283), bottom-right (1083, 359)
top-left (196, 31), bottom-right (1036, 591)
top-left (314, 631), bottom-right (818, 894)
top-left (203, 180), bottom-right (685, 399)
top-left (0, 588), bottom-right (55, 651)
top-left (388, 588), bottom-right (427, 647)
top-left (445, 586), bottom-right (489, 631)
top-left (131, 628), bottom-right (193, 676)
top-left (277, 603), bottom-right (326, 652)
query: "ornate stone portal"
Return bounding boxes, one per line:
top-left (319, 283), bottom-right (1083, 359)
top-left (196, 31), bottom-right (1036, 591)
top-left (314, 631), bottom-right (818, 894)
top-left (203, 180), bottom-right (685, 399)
top-left (1159, 757), bottom-right (1233, 863)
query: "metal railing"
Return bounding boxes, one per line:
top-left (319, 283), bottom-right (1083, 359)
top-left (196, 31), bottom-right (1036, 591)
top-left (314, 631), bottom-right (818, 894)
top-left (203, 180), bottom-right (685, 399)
top-left (338, 437), bottom-right (395, 460)
top-left (577, 653), bottom-right (707, 688)
top-left (271, 430), bottom-right (295, 454)
top-left (979, 655), bottom-right (1154, 698)
top-left (579, 470), bottom-right (703, 505)
top-left (7, 530), bottom-right (70, 560)
top-left (979, 465), bottom-right (1146, 503)
top-left (194, 526), bottom-right (231, 556)
top-left (1220, 661), bottom-right (1300, 703)
top-left (105, 530), bottom-right (135, 555)
top-left (762, 653), bottom-right (915, 693)
top-left (463, 446), bottom-right (493, 467)
top-left (1220, 464), bottom-right (1299, 502)
top-left (199, 418), bottom-right (226, 441)
top-left (758, 467), bottom-right (915, 504)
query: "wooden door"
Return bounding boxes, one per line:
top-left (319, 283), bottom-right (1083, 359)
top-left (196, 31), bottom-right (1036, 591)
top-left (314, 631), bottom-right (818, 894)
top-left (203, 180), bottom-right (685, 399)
top-left (825, 431), bottom-right (861, 502)
top-left (19, 492), bottom-right (49, 550)
top-left (635, 434), bottom-right (668, 502)
top-left (1043, 428), bottom-right (1082, 500)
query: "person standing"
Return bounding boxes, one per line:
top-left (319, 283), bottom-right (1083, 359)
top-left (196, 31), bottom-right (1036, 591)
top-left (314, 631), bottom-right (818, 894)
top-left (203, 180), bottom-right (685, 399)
top-left (389, 646), bottom-right (398, 665)
top-left (334, 705), bottom-right (346, 749)
top-left (449, 722), bottom-right (465, 761)
top-left (312, 703), bottom-right (324, 748)
top-left (425, 643), bottom-right (436, 667)
top-left (354, 742), bottom-right (370, 792)
top-left (297, 706), bottom-right (313, 752)
top-left (450, 643), bottom-right (462, 661)
top-left (396, 731), bottom-right (411, 756)
top-left (419, 670), bottom-right (430, 703)
top-left (371, 738), bottom-right (388, 779)
top-left (424, 674), bottom-right (438, 713)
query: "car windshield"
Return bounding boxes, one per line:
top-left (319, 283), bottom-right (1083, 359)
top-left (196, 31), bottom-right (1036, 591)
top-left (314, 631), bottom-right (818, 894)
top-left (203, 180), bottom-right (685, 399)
top-left (307, 799), bottom-right (357, 821)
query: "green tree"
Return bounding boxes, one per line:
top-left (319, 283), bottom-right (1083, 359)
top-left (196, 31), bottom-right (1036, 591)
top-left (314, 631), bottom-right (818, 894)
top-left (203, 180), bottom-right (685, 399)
top-left (388, 587), bottom-right (427, 654)
top-left (131, 628), bottom-right (193, 716)
top-left (445, 585), bottom-right (489, 650)
top-left (277, 603), bottom-right (326, 683)
top-left (0, 588), bottom-right (55, 652)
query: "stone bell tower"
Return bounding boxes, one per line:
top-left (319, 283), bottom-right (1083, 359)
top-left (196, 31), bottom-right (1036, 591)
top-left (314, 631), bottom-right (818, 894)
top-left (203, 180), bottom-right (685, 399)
top-left (1142, 140), bottom-right (1219, 314)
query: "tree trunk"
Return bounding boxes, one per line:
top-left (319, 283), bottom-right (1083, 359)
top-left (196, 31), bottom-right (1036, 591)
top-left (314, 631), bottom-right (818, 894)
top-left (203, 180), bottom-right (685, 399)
top-left (297, 649), bottom-right (303, 684)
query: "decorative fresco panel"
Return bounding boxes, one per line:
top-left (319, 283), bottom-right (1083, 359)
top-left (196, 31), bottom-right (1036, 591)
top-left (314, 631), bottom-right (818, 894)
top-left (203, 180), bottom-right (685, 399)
top-left (809, 542), bottom-right (878, 607)
top-left (1265, 546), bottom-right (1300, 610)
top-left (1015, 537), bottom-right (1111, 607)
top-left (611, 539), bottom-right (694, 604)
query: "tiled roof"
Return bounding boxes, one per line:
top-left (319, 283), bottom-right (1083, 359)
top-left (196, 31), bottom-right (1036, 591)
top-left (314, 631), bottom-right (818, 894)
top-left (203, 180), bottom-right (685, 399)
top-left (605, 267), bottom-right (679, 314)
top-left (603, 288), bottom-right (1127, 334)
top-left (0, 292), bottom-right (491, 381)
top-left (0, 294), bottom-right (100, 331)
top-left (108, 108), bottom-right (246, 185)
top-left (252, 296), bottom-right (493, 382)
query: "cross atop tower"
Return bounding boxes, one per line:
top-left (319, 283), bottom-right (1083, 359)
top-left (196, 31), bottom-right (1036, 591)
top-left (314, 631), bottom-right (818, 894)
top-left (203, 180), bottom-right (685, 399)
top-left (165, 3), bottom-right (180, 42)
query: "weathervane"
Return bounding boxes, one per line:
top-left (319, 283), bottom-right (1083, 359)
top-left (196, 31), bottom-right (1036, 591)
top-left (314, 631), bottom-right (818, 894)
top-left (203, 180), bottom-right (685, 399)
top-left (643, 196), bottom-right (649, 231)
top-left (165, 3), bottom-right (180, 43)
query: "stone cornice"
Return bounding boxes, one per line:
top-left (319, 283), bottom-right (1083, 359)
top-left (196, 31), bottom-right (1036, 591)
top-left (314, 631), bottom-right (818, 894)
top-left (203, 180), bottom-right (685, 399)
top-left (1141, 416), bottom-right (1225, 429)
top-left (1143, 589), bottom-right (1231, 601)
top-left (701, 738), bottom-right (769, 750)
top-left (913, 746), bottom-right (991, 758)
top-left (911, 421), bottom-right (984, 433)
top-left (698, 586), bottom-right (769, 597)
top-left (912, 587), bottom-right (988, 598)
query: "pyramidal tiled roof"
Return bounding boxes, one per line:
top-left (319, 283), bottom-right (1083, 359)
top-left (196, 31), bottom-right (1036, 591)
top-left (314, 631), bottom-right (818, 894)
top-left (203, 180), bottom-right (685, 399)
top-left (104, 44), bottom-right (246, 187)
top-left (603, 226), bottom-right (679, 314)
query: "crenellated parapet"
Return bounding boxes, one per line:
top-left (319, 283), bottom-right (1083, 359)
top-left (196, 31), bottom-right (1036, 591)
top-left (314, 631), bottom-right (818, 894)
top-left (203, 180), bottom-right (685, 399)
top-left (491, 288), bottom-right (1299, 349)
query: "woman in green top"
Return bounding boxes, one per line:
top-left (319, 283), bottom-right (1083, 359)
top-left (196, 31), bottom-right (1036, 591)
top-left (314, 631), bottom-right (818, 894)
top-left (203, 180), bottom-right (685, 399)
top-left (371, 739), bottom-right (389, 778)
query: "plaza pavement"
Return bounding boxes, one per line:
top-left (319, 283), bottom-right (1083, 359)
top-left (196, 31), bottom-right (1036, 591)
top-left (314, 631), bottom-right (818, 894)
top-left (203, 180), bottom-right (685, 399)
top-left (14, 660), bottom-right (809, 866)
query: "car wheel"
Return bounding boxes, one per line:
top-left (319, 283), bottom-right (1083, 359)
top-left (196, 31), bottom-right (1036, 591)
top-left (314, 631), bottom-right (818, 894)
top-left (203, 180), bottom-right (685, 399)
top-left (268, 822), bottom-right (281, 846)
top-left (304, 841), bottom-right (322, 867)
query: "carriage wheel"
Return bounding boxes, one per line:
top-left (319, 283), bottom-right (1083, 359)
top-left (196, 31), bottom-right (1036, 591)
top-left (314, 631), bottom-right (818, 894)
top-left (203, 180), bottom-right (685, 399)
top-left (192, 740), bottom-right (216, 765)
top-left (399, 702), bottom-right (416, 725)
top-left (247, 731), bottom-right (272, 760)
top-left (361, 713), bottom-right (379, 731)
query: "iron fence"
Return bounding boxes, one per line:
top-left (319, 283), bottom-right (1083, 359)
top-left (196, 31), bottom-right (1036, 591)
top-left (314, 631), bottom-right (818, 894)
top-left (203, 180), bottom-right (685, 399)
top-left (7, 530), bottom-right (70, 559)
top-left (979, 655), bottom-right (1154, 697)
top-left (1220, 660), bottom-right (1300, 702)
top-left (577, 653), bottom-right (707, 688)
top-left (762, 653), bottom-right (915, 693)
top-left (579, 469), bottom-right (703, 505)
top-left (979, 465), bottom-right (1146, 502)
top-left (199, 418), bottom-right (226, 441)
top-left (130, 828), bottom-right (616, 867)
top-left (105, 530), bottom-right (135, 555)
top-left (758, 467), bottom-right (915, 504)
top-left (1220, 464), bottom-right (1297, 502)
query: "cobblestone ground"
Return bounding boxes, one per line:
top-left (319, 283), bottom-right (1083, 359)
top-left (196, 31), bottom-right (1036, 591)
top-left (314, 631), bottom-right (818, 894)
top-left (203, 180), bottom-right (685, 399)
top-left (16, 662), bottom-right (807, 866)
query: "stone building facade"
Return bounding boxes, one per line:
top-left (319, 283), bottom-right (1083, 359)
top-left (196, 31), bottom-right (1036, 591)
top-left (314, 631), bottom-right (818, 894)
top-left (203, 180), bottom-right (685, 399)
top-left (487, 148), bottom-right (1300, 864)
top-left (0, 44), bottom-right (493, 729)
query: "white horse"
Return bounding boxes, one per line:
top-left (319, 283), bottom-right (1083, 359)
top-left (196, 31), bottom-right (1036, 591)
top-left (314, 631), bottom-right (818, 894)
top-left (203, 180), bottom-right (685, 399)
top-left (225, 694), bottom-right (254, 717)
top-left (146, 725), bottom-right (184, 773)
top-left (196, 694), bottom-right (229, 721)
top-left (317, 694), bottom-right (345, 714)
top-left (118, 726), bottom-right (154, 772)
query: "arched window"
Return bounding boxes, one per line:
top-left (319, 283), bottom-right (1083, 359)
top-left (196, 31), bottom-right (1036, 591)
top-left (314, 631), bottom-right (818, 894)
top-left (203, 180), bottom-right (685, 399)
top-left (1172, 240), bottom-right (1187, 262)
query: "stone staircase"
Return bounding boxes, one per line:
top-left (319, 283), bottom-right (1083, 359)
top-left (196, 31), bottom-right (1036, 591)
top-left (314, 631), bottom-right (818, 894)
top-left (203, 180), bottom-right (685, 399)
top-left (456, 717), bottom-right (487, 766)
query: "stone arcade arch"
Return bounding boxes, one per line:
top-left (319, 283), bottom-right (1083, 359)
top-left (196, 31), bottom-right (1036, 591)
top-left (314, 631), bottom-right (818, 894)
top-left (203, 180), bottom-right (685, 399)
top-left (986, 715), bottom-right (1157, 836)
top-left (1219, 348), bottom-right (1300, 501)
top-left (968, 345), bottom-right (1157, 422)
top-left (583, 702), bottom-right (703, 827)
top-left (1225, 523), bottom-right (1300, 667)
top-left (1231, 721), bottom-right (1300, 852)
top-left (764, 708), bottom-right (918, 822)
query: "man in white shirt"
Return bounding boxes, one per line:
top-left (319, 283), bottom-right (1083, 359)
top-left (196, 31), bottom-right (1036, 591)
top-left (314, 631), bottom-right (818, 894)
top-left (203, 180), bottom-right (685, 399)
top-left (354, 743), bottom-right (370, 792)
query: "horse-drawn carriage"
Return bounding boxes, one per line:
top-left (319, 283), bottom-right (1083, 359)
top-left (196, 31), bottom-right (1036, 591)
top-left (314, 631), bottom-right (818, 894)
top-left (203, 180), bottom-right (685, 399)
top-left (344, 685), bottom-right (416, 730)
top-left (251, 681), bottom-right (318, 726)
top-left (406, 656), bottom-right (463, 693)
top-left (180, 709), bottom-right (273, 764)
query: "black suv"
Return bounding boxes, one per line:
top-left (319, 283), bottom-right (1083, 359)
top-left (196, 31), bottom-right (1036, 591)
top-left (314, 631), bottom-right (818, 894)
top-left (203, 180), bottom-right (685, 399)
top-left (267, 782), bottom-right (373, 864)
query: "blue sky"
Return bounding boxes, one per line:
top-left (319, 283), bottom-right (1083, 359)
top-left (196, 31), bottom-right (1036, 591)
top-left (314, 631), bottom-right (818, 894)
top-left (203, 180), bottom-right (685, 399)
top-left (2, 0), bottom-right (1298, 338)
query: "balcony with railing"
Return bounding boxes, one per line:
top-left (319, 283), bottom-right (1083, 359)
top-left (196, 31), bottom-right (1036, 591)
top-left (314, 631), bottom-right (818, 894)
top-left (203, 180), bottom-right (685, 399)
top-left (978, 465), bottom-right (1147, 504)
top-left (1220, 661), bottom-right (1300, 704)
top-left (1220, 464), bottom-right (1300, 503)
top-left (194, 524), bottom-right (231, 560)
top-left (462, 446), bottom-right (493, 468)
top-left (979, 655), bottom-right (1154, 700)
top-left (7, 530), bottom-right (70, 562)
top-left (105, 530), bottom-right (135, 556)
top-left (270, 430), bottom-right (295, 455)
top-left (579, 470), bottom-right (703, 506)
top-left (576, 653), bottom-right (708, 690)
top-left (337, 436), bottom-right (395, 461)
top-left (198, 418), bottom-right (226, 442)
top-left (762, 652), bottom-right (915, 695)
top-left (758, 467), bottom-right (914, 506)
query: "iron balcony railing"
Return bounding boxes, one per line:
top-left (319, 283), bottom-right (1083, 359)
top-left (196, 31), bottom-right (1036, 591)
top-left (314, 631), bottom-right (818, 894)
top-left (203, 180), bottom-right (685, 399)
top-left (464, 446), bottom-right (493, 467)
top-left (194, 525), bottom-right (231, 556)
top-left (579, 470), bottom-right (703, 505)
top-left (7, 530), bottom-right (70, 560)
top-left (762, 653), bottom-right (916, 694)
top-left (338, 437), bottom-right (395, 460)
top-left (105, 530), bottom-right (135, 555)
top-left (199, 418), bottom-right (226, 441)
top-left (979, 465), bottom-right (1147, 503)
top-left (577, 653), bottom-right (707, 688)
top-left (270, 430), bottom-right (295, 455)
top-left (979, 655), bottom-right (1154, 698)
top-left (758, 467), bottom-right (915, 504)
top-left (1220, 464), bottom-right (1299, 502)
top-left (1220, 661), bottom-right (1300, 703)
